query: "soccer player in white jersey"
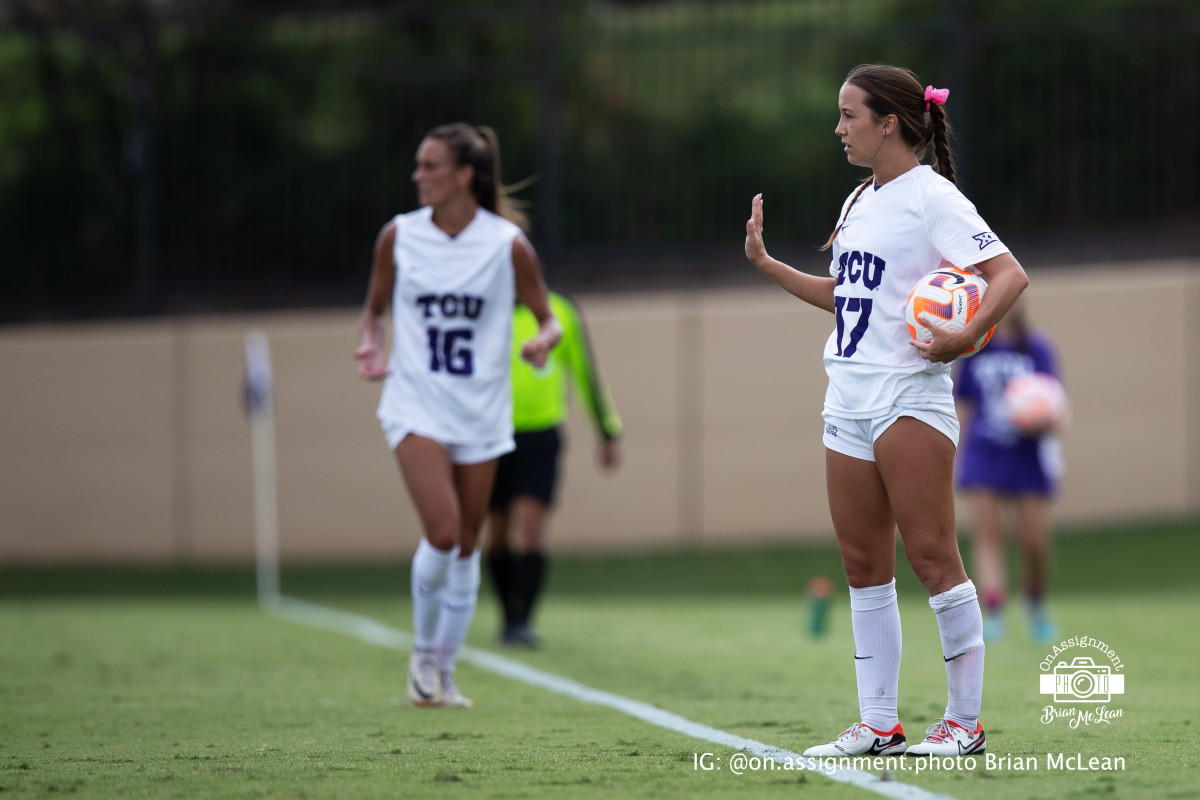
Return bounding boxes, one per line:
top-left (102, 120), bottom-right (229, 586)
top-left (744, 64), bottom-right (1029, 757)
top-left (356, 123), bottom-right (561, 709)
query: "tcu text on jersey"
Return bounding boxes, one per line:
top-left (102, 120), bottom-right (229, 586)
top-left (834, 250), bottom-right (886, 358)
top-left (416, 293), bottom-right (486, 376)
top-left (415, 292), bottom-right (486, 320)
top-left (835, 250), bottom-right (887, 290)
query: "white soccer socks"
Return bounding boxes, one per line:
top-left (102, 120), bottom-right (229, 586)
top-left (929, 579), bottom-right (985, 729)
top-left (434, 548), bottom-right (482, 675)
top-left (849, 579), bottom-right (903, 733)
top-left (816, 578), bottom-right (984, 758)
top-left (410, 542), bottom-right (483, 706)
top-left (804, 580), bottom-right (904, 757)
top-left (410, 538), bottom-right (455, 652)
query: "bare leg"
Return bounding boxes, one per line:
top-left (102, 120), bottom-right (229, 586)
top-left (430, 457), bottom-right (498, 684)
top-left (876, 416), bottom-right (983, 730)
top-left (514, 496), bottom-right (550, 553)
top-left (487, 508), bottom-right (512, 551)
top-left (825, 448), bottom-right (901, 732)
top-left (873, 417), bottom-right (965, 595)
top-left (969, 492), bottom-right (1008, 614)
top-left (394, 436), bottom-right (461, 704)
top-left (395, 435), bottom-right (460, 551)
top-left (1016, 495), bottom-right (1059, 643)
top-left (1015, 495), bottom-right (1051, 601)
top-left (826, 449), bottom-right (896, 588)
top-left (453, 458), bottom-right (498, 556)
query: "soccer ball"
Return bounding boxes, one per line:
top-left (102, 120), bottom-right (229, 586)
top-left (904, 266), bottom-right (995, 358)
top-left (1004, 372), bottom-right (1069, 433)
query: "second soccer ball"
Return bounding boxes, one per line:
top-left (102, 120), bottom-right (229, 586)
top-left (1004, 372), bottom-right (1069, 433)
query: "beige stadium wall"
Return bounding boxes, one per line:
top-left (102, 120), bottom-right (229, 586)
top-left (1, 260), bottom-right (1197, 564)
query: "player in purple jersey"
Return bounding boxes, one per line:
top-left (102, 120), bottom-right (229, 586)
top-left (954, 301), bottom-right (1064, 644)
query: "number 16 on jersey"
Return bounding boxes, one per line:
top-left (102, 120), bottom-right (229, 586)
top-left (426, 326), bottom-right (474, 376)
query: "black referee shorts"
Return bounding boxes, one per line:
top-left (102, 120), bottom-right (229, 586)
top-left (488, 427), bottom-right (563, 511)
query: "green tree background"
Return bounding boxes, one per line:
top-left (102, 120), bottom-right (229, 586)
top-left (1, 0), bottom-right (1195, 320)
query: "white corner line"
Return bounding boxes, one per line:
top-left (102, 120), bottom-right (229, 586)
top-left (264, 594), bottom-right (958, 800)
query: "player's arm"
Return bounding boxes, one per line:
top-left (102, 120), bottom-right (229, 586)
top-left (512, 234), bottom-right (562, 368)
top-left (559, 298), bottom-right (623, 469)
top-left (354, 221), bottom-right (397, 380)
top-left (745, 193), bottom-right (836, 313)
top-left (914, 253), bottom-right (1029, 364)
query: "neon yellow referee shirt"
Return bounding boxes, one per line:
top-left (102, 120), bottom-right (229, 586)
top-left (511, 292), bottom-right (622, 438)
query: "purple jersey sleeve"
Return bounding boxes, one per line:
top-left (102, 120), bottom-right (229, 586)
top-left (1028, 334), bottom-right (1061, 383)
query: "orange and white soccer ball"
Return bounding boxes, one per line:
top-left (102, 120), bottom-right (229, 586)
top-left (904, 266), bottom-right (995, 358)
top-left (1004, 372), bottom-right (1069, 433)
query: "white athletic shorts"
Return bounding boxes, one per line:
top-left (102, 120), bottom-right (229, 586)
top-left (821, 402), bottom-right (959, 463)
top-left (381, 419), bottom-right (515, 465)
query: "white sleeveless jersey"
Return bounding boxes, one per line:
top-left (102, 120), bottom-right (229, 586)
top-left (823, 165), bottom-right (1010, 418)
top-left (377, 206), bottom-right (519, 443)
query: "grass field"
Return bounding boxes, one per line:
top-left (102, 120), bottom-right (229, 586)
top-left (2, 520), bottom-right (1198, 799)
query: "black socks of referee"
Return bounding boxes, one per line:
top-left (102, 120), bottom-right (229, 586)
top-left (487, 549), bottom-right (519, 628)
top-left (486, 549), bottom-right (545, 631)
top-left (514, 551), bottom-right (545, 628)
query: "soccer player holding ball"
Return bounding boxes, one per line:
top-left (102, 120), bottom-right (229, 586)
top-left (356, 123), bottom-right (560, 709)
top-left (954, 300), bottom-right (1066, 645)
top-left (744, 64), bottom-right (1028, 756)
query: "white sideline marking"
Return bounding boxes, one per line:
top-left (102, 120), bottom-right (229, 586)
top-left (265, 594), bottom-right (957, 800)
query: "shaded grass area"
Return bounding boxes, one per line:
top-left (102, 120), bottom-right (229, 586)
top-left (2, 517), bottom-right (1196, 599)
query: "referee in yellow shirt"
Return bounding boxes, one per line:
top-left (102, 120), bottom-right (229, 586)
top-left (486, 292), bottom-right (622, 647)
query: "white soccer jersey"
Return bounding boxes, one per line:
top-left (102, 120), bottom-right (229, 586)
top-left (823, 165), bottom-right (1010, 418)
top-left (377, 206), bottom-right (519, 444)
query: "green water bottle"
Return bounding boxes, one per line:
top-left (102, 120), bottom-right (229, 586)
top-left (806, 576), bottom-right (834, 638)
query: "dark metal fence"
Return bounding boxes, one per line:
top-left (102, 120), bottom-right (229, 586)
top-left (1, 0), bottom-right (1197, 321)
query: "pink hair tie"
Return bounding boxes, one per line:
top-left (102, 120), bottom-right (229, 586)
top-left (924, 85), bottom-right (949, 112)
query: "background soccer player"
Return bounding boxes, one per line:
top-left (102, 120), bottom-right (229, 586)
top-left (486, 290), bottom-right (622, 647)
top-left (954, 299), bottom-right (1065, 644)
top-left (356, 123), bottom-right (561, 708)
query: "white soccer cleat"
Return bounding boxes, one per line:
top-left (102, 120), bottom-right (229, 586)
top-left (803, 722), bottom-right (906, 757)
top-left (407, 652), bottom-right (443, 707)
top-left (905, 718), bottom-right (986, 756)
top-left (439, 672), bottom-right (473, 708)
